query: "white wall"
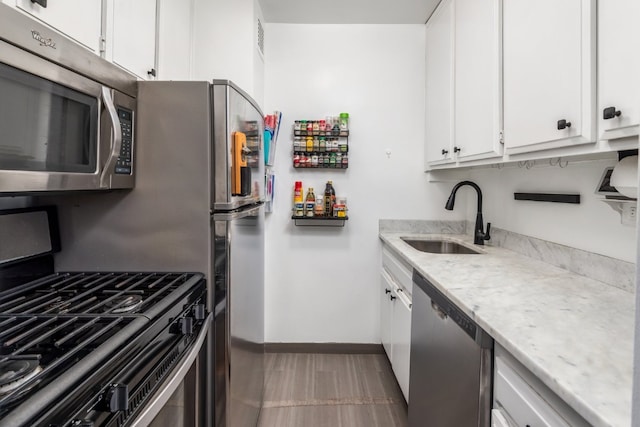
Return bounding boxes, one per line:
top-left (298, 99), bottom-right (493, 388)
top-left (263, 24), bottom-right (459, 343)
top-left (191, 0), bottom-right (264, 106)
top-left (463, 158), bottom-right (636, 262)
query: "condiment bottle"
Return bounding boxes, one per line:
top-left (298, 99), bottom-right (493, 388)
top-left (305, 187), bottom-right (316, 217)
top-left (323, 181), bottom-right (336, 217)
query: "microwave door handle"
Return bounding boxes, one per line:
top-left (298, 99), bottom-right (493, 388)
top-left (100, 86), bottom-right (122, 189)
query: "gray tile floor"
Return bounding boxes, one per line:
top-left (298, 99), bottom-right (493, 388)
top-left (258, 353), bottom-right (408, 427)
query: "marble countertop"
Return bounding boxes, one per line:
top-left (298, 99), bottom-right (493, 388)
top-left (379, 232), bottom-right (634, 427)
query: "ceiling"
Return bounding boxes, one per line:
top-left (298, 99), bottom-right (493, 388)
top-left (260, 0), bottom-right (441, 24)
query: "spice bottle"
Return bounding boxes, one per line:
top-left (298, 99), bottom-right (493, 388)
top-left (339, 113), bottom-right (349, 131)
top-left (305, 187), bottom-right (316, 217)
top-left (314, 196), bottom-right (324, 216)
top-left (323, 181), bottom-right (336, 217)
top-left (293, 181), bottom-right (304, 217)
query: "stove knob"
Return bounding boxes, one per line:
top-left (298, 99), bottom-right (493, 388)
top-left (178, 317), bottom-right (194, 335)
top-left (193, 304), bottom-right (206, 321)
top-left (104, 384), bottom-right (129, 412)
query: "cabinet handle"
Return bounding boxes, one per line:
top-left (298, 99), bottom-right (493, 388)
top-left (557, 119), bottom-right (571, 130)
top-left (389, 295), bottom-right (397, 301)
top-left (384, 288), bottom-right (391, 294)
top-left (147, 68), bottom-right (157, 78)
top-left (603, 106), bottom-right (622, 120)
top-left (30, 0), bottom-right (47, 7)
top-left (453, 146), bottom-right (461, 153)
top-left (441, 149), bottom-right (449, 156)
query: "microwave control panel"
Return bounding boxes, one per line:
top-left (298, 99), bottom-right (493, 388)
top-left (115, 108), bottom-right (133, 175)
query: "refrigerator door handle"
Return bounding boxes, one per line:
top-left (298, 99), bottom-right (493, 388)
top-left (213, 204), bottom-right (262, 221)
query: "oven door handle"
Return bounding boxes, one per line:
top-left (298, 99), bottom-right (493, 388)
top-left (130, 312), bottom-right (212, 427)
top-left (99, 86), bottom-right (123, 189)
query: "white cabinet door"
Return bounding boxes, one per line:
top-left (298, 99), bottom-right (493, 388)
top-left (597, 0), bottom-right (639, 141)
top-left (425, 0), bottom-right (454, 167)
top-left (390, 288), bottom-right (411, 402)
top-left (503, 0), bottom-right (595, 154)
top-left (454, 0), bottom-right (502, 162)
top-left (380, 271), bottom-right (394, 359)
top-left (157, 0), bottom-right (193, 80)
top-left (109, 0), bottom-right (157, 79)
top-left (14, 0), bottom-right (102, 53)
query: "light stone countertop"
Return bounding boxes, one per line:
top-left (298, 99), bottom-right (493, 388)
top-left (379, 232), bottom-right (634, 427)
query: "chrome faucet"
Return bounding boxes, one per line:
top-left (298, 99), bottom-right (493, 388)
top-left (445, 180), bottom-right (491, 245)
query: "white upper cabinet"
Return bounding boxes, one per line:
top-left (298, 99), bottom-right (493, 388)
top-left (11, 0), bottom-right (101, 53)
top-left (425, 0), bottom-right (502, 169)
top-left (453, 0), bottom-right (502, 162)
top-left (425, 0), bottom-right (454, 168)
top-left (597, 0), bottom-right (639, 141)
top-left (157, 0), bottom-right (193, 80)
top-left (106, 0), bottom-right (158, 80)
top-left (502, 0), bottom-right (596, 155)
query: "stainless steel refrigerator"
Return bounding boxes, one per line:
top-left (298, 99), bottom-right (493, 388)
top-left (48, 80), bottom-right (265, 427)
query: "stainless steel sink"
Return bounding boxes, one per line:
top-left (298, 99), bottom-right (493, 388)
top-left (401, 238), bottom-right (482, 254)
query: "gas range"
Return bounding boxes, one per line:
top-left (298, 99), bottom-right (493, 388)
top-left (0, 271), bottom-right (208, 427)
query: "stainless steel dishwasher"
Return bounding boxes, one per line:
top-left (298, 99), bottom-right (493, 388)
top-left (408, 270), bottom-right (493, 427)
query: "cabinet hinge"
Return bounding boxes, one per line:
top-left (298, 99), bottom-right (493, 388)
top-left (99, 36), bottom-right (107, 55)
top-left (499, 130), bottom-right (504, 145)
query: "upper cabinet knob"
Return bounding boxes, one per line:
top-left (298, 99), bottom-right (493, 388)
top-left (453, 146), bottom-right (461, 153)
top-left (441, 149), bottom-right (449, 156)
top-left (603, 106), bottom-right (622, 120)
top-left (147, 68), bottom-right (157, 78)
top-left (557, 119), bottom-right (571, 130)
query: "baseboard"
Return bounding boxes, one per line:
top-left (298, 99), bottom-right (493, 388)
top-left (265, 343), bottom-right (384, 354)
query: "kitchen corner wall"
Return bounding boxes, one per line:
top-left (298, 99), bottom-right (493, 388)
top-left (263, 24), bottom-right (460, 344)
top-left (464, 158), bottom-right (637, 263)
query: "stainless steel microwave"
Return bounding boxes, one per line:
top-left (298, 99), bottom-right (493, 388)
top-left (0, 4), bottom-right (138, 194)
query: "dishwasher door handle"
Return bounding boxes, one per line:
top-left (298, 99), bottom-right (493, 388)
top-left (431, 300), bottom-right (448, 320)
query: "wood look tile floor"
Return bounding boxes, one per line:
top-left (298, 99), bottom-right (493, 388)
top-left (258, 353), bottom-right (408, 427)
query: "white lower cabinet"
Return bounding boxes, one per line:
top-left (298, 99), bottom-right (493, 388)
top-left (380, 270), bottom-right (394, 358)
top-left (380, 248), bottom-right (412, 402)
top-left (390, 287), bottom-right (411, 400)
top-left (493, 345), bottom-right (589, 427)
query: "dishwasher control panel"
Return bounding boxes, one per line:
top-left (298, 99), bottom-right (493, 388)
top-left (412, 269), bottom-right (492, 348)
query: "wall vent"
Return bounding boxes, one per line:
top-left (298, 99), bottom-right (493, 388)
top-left (257, 18), bottom-right (265, 56)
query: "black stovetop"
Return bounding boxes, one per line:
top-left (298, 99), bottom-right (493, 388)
top-left (0, 271), bottom-right (205, 423)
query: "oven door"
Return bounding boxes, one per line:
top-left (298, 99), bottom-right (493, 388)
top-left (0, 39), bottom-right (135, 194)
top-left (133, 313), bottom-right (211, 427)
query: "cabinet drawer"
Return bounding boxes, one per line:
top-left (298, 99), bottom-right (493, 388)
top-left (494, 352), bottom-right (591, 427)
top-left (382, 247), bottom-right (412, 295)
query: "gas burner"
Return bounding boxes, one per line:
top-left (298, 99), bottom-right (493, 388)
top-left (106, 295), bottom-right (143, 313)
top-left (0, 360), bottom-right (42, 395)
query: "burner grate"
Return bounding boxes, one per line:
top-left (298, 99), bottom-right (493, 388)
top-left (0, 315), bottom-right (138, 411)
top-left (0, 272), bottom-right (197, 315)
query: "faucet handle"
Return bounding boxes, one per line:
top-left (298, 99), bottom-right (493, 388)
top-left (484, 222), bottom-right (491, 240)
